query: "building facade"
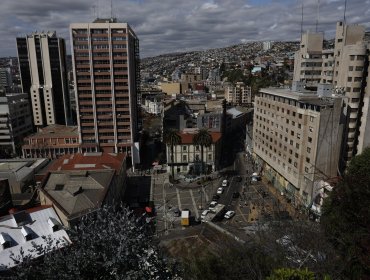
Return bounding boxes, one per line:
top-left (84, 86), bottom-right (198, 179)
top-left (293, 22), bottom-right (370, 170)
top-left (22, 124), bottom-right (79, 159)
top-left (0, 68), bottom-right (12, 89)
top-left (0, 93), bottom-right (33, 155)
top-left (70, 18), bottom-right (140, 160)
top-left (225, 82), bottom-right (252, 105)
top-left (166, 129), bottom-right (222, 175)
top-left (253, 88), bottom-right (342, 207)
top-left (16, 32), bottom-right (71, 127)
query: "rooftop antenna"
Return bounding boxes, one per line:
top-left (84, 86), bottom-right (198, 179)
top-left (97, 0), bottom-right (100, 19)
top-left (343, 0), bottom-right (347, 24)
top-left (315, 0), bottom-right (320, 33)
top-left (92, 5), bottom-right (96, 19)
top-left (300, 1), bottom-right (304, 40)
top-left (110, 0), bottom-right (113, 18)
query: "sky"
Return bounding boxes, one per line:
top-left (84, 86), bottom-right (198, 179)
top-left (0, 0), bottom-right (369, 58)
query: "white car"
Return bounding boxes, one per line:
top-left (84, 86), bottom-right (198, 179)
top-left (217, 187), bottom-right (224, 194)
top-left (224, 211), bottom-right (235, 219)
top-left (222, 180), bottom-right (228, 187)
top-left (201, 210), bottom-right (210, 220)
top-left (209, 201), bottom-right (218, 209)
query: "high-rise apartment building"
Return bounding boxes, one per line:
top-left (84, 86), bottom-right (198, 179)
top-left (0, 93), bottom-right (33, 155)
top-left (70, 18), bottom-right (140, 157)
top-left (225, 82), bottom-right (251, 105)
top-left (331, 22), bottom-right (369, 168)
top-left (16, 32), bottom-right (71, 128)
top-left (0, 68), bottom-right (13, 89)
top-left (253, 86), bottom-right (342, 206)
top-left (293, 22), bottom-right (370, 170)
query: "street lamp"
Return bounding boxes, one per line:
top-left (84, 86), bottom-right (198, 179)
top-left (199, 188), bottom-right (203, 210)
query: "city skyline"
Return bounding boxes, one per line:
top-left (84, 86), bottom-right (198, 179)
top-left (0, 0), bottom-right (369, 58)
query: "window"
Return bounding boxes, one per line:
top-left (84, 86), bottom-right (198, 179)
top-left (307, 147), bottom-right (311, 153)
top-left (305, 167), bottom-right (309, 172)
top-left (310, 116), bottom-right (314, 122)
top-left (183, 146), bottom-right (187, 151)
top-left (306, 157), bottom-right (310, 163)
top-left (349, 66), bottom-right (353, 71)
top-left (309, 126), bottom-right (313, 132)
top-left (182, 155), bottom-right (187, 162)
top-left (195, 145), bottom-right (200, 151)
top-left (308, 137), bottom-right (312, 143)
top-left (208, 154), bottom-right (212, 160)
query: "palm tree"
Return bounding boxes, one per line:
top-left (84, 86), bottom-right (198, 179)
top-left (193, 129), bottom-right (213, 175)
top-left (163, 129), bottom-right (181, 179)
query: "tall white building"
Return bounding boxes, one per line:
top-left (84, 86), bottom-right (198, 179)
top-left (293, 22), bottom-right (370, 170)
top-left (16, 32), bottom-right (71, 128)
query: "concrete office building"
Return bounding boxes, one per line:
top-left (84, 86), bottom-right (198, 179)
top-left (0, 93), bottom-right (33, 155)
top-left (253, 86), bottom-right (342, 206)
top-left (70, 18), bottom-right (140, 161)
top-left (16, 32), bottom-right (71, 127)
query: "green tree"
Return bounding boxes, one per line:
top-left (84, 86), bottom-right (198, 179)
top-left (193, 129), bottom-right (212, 175)
top-left (267, 268), bottom-right (315, 280)
top-left (163, 129), bottom-right (181, 179)
top-left (7, 205), bottom-right (179, 279)
top-left (321, 147), bottom-right (370, 278)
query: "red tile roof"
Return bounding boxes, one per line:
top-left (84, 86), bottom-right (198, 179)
top-left (47, 153), bottom-right (125, 174)
top-left (178, 132), bottom-right (222, 144)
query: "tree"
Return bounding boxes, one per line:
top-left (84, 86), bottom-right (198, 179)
top-left (6, 205), bottom-right (179, 280)
top-left (192, 129), bottom-right (212, 175)
top-left (266, 268), bottom-right (315, 280)
top-left (321, 147), bottom-right (370, 278)
top-left (163, 129), bottom-right (181, 179)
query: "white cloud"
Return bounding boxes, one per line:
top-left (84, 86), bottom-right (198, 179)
top-left (0, 0), bottom-right (367, 57)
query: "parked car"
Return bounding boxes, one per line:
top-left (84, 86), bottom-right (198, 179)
top-left (212, 194), bottom-right (220, 201)
top-left (232, 192), bottom-right (240, 199)
top-left (222, 179), bottom-right (228, 187)
top-left (217, 187), bottom-right (224, 194)
top-left (224, 210), bottom-right (235, 219)
top-left (209, 201), bottom-right (218, 210)
top-left (235, 176), bottom-right (242, 182)
top-left (201, 210), bottom-right (210, 220)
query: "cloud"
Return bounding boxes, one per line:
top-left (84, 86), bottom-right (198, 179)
top-left (0, 0), bottom-right (368, 58)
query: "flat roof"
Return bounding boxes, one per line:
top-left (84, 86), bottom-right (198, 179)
top-left (259, 88), bottom-right (338, 106)
top-left (24, 125), bottom-right (78, 139)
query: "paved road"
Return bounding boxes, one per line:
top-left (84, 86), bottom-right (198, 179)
top-left (151, 172), bottom-right (223, 236)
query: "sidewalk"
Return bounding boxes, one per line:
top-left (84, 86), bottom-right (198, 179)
top-left (262, 177), bottom-right (307, 221)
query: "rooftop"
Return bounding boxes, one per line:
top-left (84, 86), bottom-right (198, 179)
top-left (0, 206), bottom-right (69, 269)
top-left (43, 170), bottom-right (115, 219)
top-left (260, 87), bottom-right (339, 106)
top-left (24, 124), bottom-right (78, 139)
top-left (47, 152), bottom-right (125, 174)
top-left (178, 130), bottom-right (222, 144)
